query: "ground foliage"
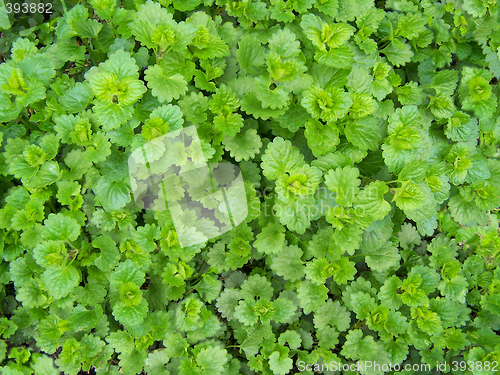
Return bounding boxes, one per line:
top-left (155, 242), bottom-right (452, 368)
top-left (1, 0), bottom-right (500, 374)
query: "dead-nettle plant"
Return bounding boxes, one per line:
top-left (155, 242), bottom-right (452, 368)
top-left (0, 0), bottom-right (500, 374)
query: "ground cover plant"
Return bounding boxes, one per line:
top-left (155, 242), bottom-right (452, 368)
top-left (1, 0), bottom-right (500, 374)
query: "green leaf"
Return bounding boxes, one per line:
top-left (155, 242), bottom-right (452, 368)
top-left (270, 245), bottom-right (304, 281)
top-left (463, 0), bottom-right (490, 17)
top-left (269, 0), bottom-right (296, 22)
top-left (278, 330), bottom-right (302, 350)
top-left (66, 4), bottom-right (103, 38)
top-left (429, 94), bottom-right (456, 118)
top-left (300, 14), bottom-right (326, 50)
top-left (274, 197), bottom-right (317, 234)
top-left (411, 306), bottom-right (443, 335)
top-left (27, 162), bottom-right (61, 189)
top-left (106, 331), bottom-right (135, 354)
top-left (237, 35), bottom-right (266, 75)
top-left (444, 111), bottom-right (478, 142)
top-left (341, 329), bottom-right (390, 365)
top-left (365, 241), bottom-right (401, 272)
top-left (261, 137), bottom-right (305, 180)
top-left (43, 265), bottom-right (81, 299)
top-left (92, 101), bottom-right (135, 131)
top-left (362, 217), bottom-right (393, 252)
top-left (186, 13), bottom-right (230, 59)
top-left (315, 0), bottom-right (339, 17)
top-left (254, 223), bottom-right (287, 255)
top-left (304, 119), bottom-right (340, 157)
top-left (325, 166), bottom-right (360, 206)
top-left (109, 259), bottom-right (145, 287)
top-left (268, 29), bottom-right (301, 59)
top-left (277, 101), bottom-right (310, 132)
top-left (93, 177), bottom-right (131, 212)
top-left (240, 274), bottom-right (273, 300)
top-left (268, 350), bottom-right (293, 375)
top-left (0, 93), bottom-right (22, 122)
top-left (196, 346), bottom-right (228, 375)
top-left (90, 0), bottom-right (117, 19)
top-left (396, 81), bottom-right (424, 105)
top-left (112, 297), bottom-right (148, 327)
top-left (354, 181), bottom-right (391, 221)
top-left (141, 104), bottom-right (184, 141)
top-left (129, 1), bottom-right (171, 48)
top-left (178, 92), bottom-right (209, 124)
top-left (410, 266), bottom-right (440, 294)
top-left (448, 194), bottom-right (487, 226)
top-left (59, 82), bottom-right (93, 113)
top-left (173, 0), bottom-right (201, 11)
top-left (145, 65), bottom-right (187, 103)
top-left (331, 257), bottom-right (357, 285)
top-left (223, 128), bottom-right (262, 162)
top-left (297, 280), bottom-right (328, 314)
top-left (393, 180), bottom-right (426, 211)
top-left (337, 0), bottom-right (374, 22)
top-left (400, 273), bottom-right (428, 307)
top-left (350, 291), bottom-right (377, 320)
top-left (345, 116), bottom-right (382, 151)
top-left (63, 150), bottom-right (92, 180)
top-left (431, 70), bottom-right (459, 96)
top-left (56, 180), bottom-right (82, 206)
top-left (69, 304), bottom-right (103, 332)
top-left (314, 46), bottom-right (354, 69)
top-left (378, 275), bottom-right (403, 310)
top-left (397, 223), bottom-right (422, 250)
top-left (93, 236), bottom-right (120, 272)
top-left (381, 38), bottom-right (414, 67)
top-left (301, 86), bottom-right (352, 122)
top-left (32, 355), bottom-right (60, 375)
top-left (347, 66), bottom-right (373, 94)
top-left (0, 317), bottom-right (17, 339)
top-left (253, 77), bottom-right (290, 110)
top-left (314, 299), bottom-right (350, 331)
top-left (194, 274), bottom-right (222, 303)
top-left (144, 350), bottom-right (170, 375)
top-left (42, 214), bottom-right (80, 242)
top-left (0, 1), bottom-right (11, 30)
top-left (33, 241), bottom-right (66, 268)
top-left (384, 338), bottom-right (408, 364)
top-left (273, 297), bottom-right (297, 324)
top-left (398, 160), bottom-right (428, 182)
top-left (216, 289), bottom-right (241, 321)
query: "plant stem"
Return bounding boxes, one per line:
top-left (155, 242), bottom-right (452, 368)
top-left (82, 39), bottom-right (96, 66)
